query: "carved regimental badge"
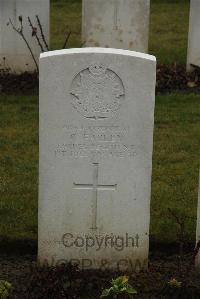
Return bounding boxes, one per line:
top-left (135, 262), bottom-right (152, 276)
top-left (70, 64), bottom-right (125, 119)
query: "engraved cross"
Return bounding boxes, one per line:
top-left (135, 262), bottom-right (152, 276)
top-left (73, 163), bottom-right (117, 230)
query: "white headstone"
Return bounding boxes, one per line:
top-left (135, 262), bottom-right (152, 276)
top-left (82, 0), bottom-right (150, 52)
top-left (187, 0), bottom-right (200, 71)
top-left (38, 48), bottom-right (156, 271)
top-left (195, 170), bottom-right (200, 269)
top-left (0, 0), bottom-right (49, 73)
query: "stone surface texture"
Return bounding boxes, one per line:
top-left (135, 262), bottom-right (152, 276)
top-left (0, 0), bottom-right (49, 73)
top-left (82, 0), bottom-right (150, 52)
top-left (38, 48), bottom-right (156, 271)
top-left (187, 0), bottom-right (200, 71)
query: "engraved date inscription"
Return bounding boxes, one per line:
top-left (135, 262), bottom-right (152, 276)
top-left (55, 125), bottom-right (136, 160)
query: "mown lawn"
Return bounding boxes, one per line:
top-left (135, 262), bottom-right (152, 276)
top-left (0, 96), bottom-right (38, 242)
top-left (50, 0), bottom-right (190, 65)
top-left (151, 94), bottom-right (200, 244)
top-left (0, 0), bottom-right (198, 248)
top-left (149, 0), bottom-right (189, 65)
top-left (0, 94), bottom-right (199, 244)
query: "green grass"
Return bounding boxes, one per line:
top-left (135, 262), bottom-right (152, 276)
top-left (0, 0), bottom-right (198, 247)
top-left (149, 0), bottom-right (190, 64)
top-left (0, 94), bottom-right (199, 244)
top-left (50, 0), bottom-right (82, 50)
top-left (0, 96), bottom-right (38, 241)
top-left (50, 0), bottom-right (190, 65)
top-left (151, 94), bottom-right (200, 243)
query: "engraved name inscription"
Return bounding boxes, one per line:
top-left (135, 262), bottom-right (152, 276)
top-left (55, 125), bottom-right (136, 159)
top-left (70, 64), bottom-right (125, 119)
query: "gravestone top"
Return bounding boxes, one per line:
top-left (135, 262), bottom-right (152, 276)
top-left (82, 0), bottom-right (150, 52)
top-left (0, 0), bottom-right (49, 73)
top-left (41, 47), bottom-right (155, 60)
top-left (39, 47), bottom-right (156, 271)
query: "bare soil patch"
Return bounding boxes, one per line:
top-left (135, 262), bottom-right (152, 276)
top-left (0, 252), bottom-right (200, 299)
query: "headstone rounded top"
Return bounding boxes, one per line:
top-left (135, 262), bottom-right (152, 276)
top-left (40, 48), bottom-right (156, 62)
